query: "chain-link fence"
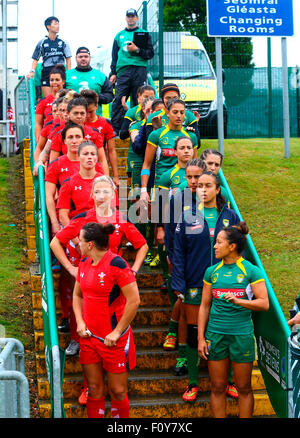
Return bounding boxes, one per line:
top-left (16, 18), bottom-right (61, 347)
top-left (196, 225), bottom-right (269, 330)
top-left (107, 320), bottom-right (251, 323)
top-left (138, 0), bottom-right (300, 138)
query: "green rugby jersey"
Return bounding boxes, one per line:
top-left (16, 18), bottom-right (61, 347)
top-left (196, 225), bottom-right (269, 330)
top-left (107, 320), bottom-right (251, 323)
top-left (147, 124), bottom-right (198, 187)
top-left (158, 164), bottom-right (187, 192)
top-left (128, 120), bottom-right (145, 168)
top-left (147, 107), bottom-right (197, 129)
top-left (124, 104), bottom-right (142, 123)
top-left (204, 207), bottom-right (218, 243)
top-left (114, 28), bottom-right (149, 74)
top-left (65, 68), bottom-right (107, 116)
top-left (203, 257), bottom-right (265, 336)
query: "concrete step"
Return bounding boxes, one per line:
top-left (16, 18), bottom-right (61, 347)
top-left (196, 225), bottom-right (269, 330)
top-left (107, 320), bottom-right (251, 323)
top-left (38, 390), bottom-right (275, 418)
top-left (37, 368), bottom-right (266, 401)
top-left (33, 306), bottom-right (171, 331)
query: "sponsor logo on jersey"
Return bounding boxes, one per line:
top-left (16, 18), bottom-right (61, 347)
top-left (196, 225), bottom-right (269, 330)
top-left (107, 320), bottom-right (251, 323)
top-left (190, 224), bottom-right (203, 231)
top-left (223, 219), bottom-right (230, 227)
top-left (162, 148), bottom-right (176, 157)
top-left (209, 227), bottom-right (215, 238)
top-left (115, 224), bottom-right (120, 235)
top-left (212, 288), bottom-right (245, 299)
top-left (237, 273), bottom-right (244, 283)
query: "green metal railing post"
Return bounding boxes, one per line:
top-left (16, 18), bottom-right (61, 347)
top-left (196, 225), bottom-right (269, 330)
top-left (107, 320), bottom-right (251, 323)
top-left (142, 0), bottom-right (148, 30)
top-left (158, 0), bottom-right (164, 95)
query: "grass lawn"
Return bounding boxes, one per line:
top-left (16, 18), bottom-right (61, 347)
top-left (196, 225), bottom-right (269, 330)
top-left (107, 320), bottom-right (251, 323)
top-left (200, 138), bottom-right (300, 318)
top-left (0, 156), bottom-right (33, 345)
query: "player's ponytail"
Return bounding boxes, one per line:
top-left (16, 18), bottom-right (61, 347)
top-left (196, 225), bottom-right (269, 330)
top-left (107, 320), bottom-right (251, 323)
top-left (81, 222), bottom-right (115, 250)
top-left (222, 221), bottom-right (249, 254)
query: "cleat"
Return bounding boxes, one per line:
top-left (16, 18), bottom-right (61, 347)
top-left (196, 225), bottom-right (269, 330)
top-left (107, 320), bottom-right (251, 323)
top-left (174, 357), bottom-right (188, 376)
top-left (163, 333), bottom-right (177, 351)
top-left (78, 387), bottom-right (88, 406)
top-left (149, 254), bottom-right (160, 268)
top-left (144, 251), bottom-right (153, 265)
top-left (57, 317), bottom-right (70, 333)
top-left (226, 383), bottom-right (239, 398)
top-left (65, 340), bottom-right (80, 356)
top-left (182, 384), bottom-right (199, 402)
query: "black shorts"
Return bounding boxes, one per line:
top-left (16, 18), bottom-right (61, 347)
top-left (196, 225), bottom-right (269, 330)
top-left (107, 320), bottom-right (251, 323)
top-left (41, 66), bottom-right (54, 87)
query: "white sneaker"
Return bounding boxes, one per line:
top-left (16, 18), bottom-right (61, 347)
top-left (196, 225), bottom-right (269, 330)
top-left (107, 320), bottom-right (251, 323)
top-left (65, 340), bottom-right (80, 356)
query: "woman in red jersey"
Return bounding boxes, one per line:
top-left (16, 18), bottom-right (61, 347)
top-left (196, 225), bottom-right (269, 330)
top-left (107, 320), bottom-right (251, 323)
top-left (73, 221), bottom-right (140, 418)
top-left (49, 97), bottom-right (109, 175)
top-left (34, 64), bottom-right (66, 141)
top-left (45, 122), bottom-right (104, 236)
top-left (56, 140), bottom-right (110, 226)
top-left (81, 89), bottom-right (119, 187)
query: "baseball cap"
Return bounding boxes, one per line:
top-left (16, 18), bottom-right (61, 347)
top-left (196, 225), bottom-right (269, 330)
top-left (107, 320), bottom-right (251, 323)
top-left (126, 8), bottom-right (138, 16)
top-left (76, 47), bottom-right (90, 55)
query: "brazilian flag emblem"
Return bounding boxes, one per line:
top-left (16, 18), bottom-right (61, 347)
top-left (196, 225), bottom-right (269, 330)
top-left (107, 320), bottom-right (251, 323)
top-left (223, 219), bottom-right (230, 227)
top-left (211, 273), bottom-right (219, 283)
top-left (237, 273), bottom-right (244, 283)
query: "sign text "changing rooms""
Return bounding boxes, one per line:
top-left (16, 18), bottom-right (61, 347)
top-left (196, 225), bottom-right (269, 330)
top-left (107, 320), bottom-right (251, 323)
top-left (207, 0), bottom-right (294, 37)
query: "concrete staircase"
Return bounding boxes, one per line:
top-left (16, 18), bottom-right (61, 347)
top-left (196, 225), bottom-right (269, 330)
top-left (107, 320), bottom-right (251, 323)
top-left (23, 138), bottom-right (276, 418)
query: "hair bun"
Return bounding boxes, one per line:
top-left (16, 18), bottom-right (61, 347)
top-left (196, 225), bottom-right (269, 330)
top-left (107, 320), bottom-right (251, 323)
top-left (103, 223), bottom-right (115, 235)
top-left (236, 221), bottom-right (249, 236)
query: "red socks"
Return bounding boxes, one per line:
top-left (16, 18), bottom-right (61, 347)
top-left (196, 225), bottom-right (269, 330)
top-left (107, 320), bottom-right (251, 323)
top-left (111, 395), bottom-right (130, 418)
top-left (87, 396), bottom-right (105, 418)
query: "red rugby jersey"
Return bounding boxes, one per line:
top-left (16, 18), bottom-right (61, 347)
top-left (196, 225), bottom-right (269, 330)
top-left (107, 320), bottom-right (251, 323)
top-left (35, 94), bottom-right (55, 125)
top-left (40, 117), bottom-right (61, 139)
top-left (56, 172), bottom-right (103, 218)
top-left (45, 155), bottom-right (104, 188)
top-left (86, 116), bottom-right (115, 142)
top-left (56, 208), bottom-right (146, 255)
top-left (50, 125), bottom-right (104, 155)
top-left (76, 250), bottom-right (136, 338)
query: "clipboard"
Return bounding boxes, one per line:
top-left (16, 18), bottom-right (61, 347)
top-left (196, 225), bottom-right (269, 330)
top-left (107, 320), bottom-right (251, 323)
top-left (133, 31), bottom-right (149, 50)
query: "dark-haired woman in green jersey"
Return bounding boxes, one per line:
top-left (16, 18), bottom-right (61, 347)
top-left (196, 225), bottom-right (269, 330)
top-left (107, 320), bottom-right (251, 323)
top-left (198, 222), bottom-right (269, 418)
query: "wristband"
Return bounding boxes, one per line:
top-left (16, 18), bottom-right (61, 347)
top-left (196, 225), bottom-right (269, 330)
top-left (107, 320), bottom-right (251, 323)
top-left (140, 187), bottom-right (147, 193)
top-left (132, 269), bottom-right (137, 275)
top-left (141, 169), bottom-right (150, 177)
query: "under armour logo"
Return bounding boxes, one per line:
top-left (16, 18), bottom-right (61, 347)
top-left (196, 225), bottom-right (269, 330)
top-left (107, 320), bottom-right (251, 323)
top-left (61, 168), bottom-right (68, 172)
top-left (118, 363), bottom-right (124, 368)
top-left (85, 134), bottom-right (91, 139)
top-left (80, 273), bottom-right (84, 278)
top-left (74, 186), bottom-right (82, 190)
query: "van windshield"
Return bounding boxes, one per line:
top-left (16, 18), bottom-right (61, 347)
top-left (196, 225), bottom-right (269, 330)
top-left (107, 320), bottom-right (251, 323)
top-left (163, 49), bottom-right (215, 80)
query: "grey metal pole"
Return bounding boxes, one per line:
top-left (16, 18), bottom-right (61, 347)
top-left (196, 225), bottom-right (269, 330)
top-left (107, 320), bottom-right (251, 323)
top-left (267, 38), bottom-right (273, 138)
top-left (215, 37), bottom-right (224, 156)
top-left (281, 37), bottom-right (290, 158)
top-left (2, 0), bottom-right (8, 157)
top-left (52, 0), bottom-right (55, 16)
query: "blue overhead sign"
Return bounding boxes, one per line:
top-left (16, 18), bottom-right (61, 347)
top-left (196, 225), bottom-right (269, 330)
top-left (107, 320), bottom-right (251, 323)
top-left (207, 0), bottom-right (294, 37)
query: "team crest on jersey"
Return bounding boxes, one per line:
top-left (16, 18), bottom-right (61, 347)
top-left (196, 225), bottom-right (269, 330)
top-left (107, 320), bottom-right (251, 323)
top-left (237, 273), bottom-right (244, 283)
top-left (98, 272), bottom-right (106, 285)
top-left (189, 288), bottom-right (198, 299)
top-left (172, 175), bottom-right (180, 185)
top-left (161, 137), bottom-right (169, 145)
top-left (223, 219), bottom-right (229, 227)
top-left (130, 161), bottom-right (135, 168)
top-left (175, 223), bottom-right (181, 233)
top-left (115, 224), bottom-right (120, 235)
top-left (211, 273), bottom-right (219, 284)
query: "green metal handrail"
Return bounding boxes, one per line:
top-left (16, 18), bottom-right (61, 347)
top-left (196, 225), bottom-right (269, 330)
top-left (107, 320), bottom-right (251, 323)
top-left (27, 78), bottom-right (65, 418)
top-left (219, 168), bottom-right (291, 417)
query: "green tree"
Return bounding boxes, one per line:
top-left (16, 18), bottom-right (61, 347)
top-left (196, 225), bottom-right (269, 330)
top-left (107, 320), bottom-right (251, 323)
top-left (163, 0), bottom-right (254, 106)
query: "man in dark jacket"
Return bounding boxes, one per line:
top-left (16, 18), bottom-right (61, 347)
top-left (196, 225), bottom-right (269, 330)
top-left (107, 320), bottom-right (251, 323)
top-left (109, 8), bottom-right (154, 135)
